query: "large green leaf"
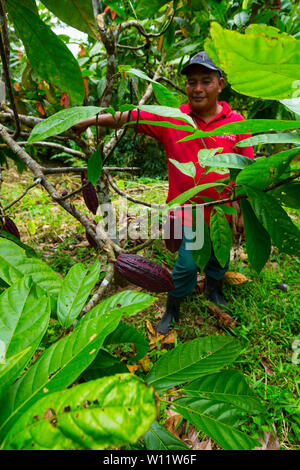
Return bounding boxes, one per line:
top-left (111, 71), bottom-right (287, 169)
top-left (0, 238), bottom-right (62, 309)
top-left (41, 0), bottom-right (98, 38)
top-left (240, 198), bottom-right (271, 273)
top-left (246, 186), bottom-right (300, 256)
top-left (104, 323), bottom-right (149, 362)
top-left (126, 69), bottom-right (180, 108)
top-left (192, 219), bottom-right (211, 271)
top-left (130, 104), bottom-right (197, 129)
top-left (0, 307), bottom-right (125, 438)
top-left (0, 276), bottom-right (50, 398)
top-left (178, 119), bottom-right (300, 143)
top-left (146, 336), bottom-right (241, 392)
top-left (82, 290), bottom-right (156, 323)
top-left (168, 182), bottom-right (225, 208)
top-left (1, 374), bottom-right (157, 450)
top-left (205, 23), bottom-right (300, 100)
top-left (169, 159), bottom-right (196, 179)
top-left (209, 207), bottom-right (232, 268)
top-left (28, 106), bottom-right (105, 143)
top-left (173, 397), bottom-right (258, 450)
top-left (235, 133), bottom-right (300, 148)
top-left (236, 147), bottom-right (300, 190)
top-left (82, 349), bottom-right (128, 381)
top-left (57, 261), bottom-right (100, 329)
top-left (143, 421), bottom-right (189, 451)
top-left (0, 347), bottom-right (32, 401)
top-left (198, 151), bottom-right (254, 170)
top-left (6, 1), bottom-right (85, 105)
top-left (270, 181), bottom-right (300, 210)
top-left (183, 370), bottom-right (264, 413)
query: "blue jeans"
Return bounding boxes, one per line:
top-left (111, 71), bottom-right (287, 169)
top-left (170, 226), bottom-right (229, 298)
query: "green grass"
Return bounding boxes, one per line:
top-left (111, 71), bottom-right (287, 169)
top-left (1, 165), bottom-right (299, 449)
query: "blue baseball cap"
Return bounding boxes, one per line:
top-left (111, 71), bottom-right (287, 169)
top-left (181, 51), bottom-right (223, 76)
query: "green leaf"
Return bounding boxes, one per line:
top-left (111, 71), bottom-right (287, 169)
top-left (41, 0), bottom-right (98, 38)
top-left (0, 348), bottom-right (32, 401)
top-left (178, 119), bottom-right (300, 143)
top-left (280, 98), bottom-right (300, 116)
top-left (82, 349), bottom-right (128, 381)
top-left (270, 181), bottom-right (300, 209)
top-left (134, 105), bottom-right (197, 129)
top-left (104, 323), bottom-right (149, 362)
top-left (205, 23), bottom-right (300, 100)
top-left (235, 133), bottom-right (300, 148)
top-left (245, 186), bottom-right (300, 256)
top-left (198, 151), bottom-right (254, 170)
top-left (210, 207), bottom-right (232, 268)
top-left (28, 106), bottom-right (104, 143)
top-left (240, 198), bottom-right (271, 273)
top-left (197, 148), bottom-right (223, 165)
top-left (6, 1), bottom-right (85, 105)
top-left (82, 290), bottom-right (156, 323)
top-left (57, 261), bottom-right (100, 329)
top-left (0, 306), bottom-right (126, 439)
top-left (0, 276), bottom-right (50, 398)
top-left (87, 147), bottom-right (103, 185)
top-left (168, 182), bottom-right (225, 208)
top-left (183, 370), bottom-right (264, 413)
top-left (143, 421), bottom-right (189, 451)
top-left (0, 238), bottom-right (62, 310)
top-left (173, 397), bottom-right (259, 450)
top-left (169, 159), bottom-right (196, 179)
top-left (2, 374), bottom-right (156, 450)
top-left (146, 336), bottom-right (241, 392)
top-left (192, 220), bottom-right (211, 271)
top-left (236, 148), bottom-right (300, 190)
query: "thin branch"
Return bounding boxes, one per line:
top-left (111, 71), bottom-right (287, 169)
top-left (81, 262), bottom-right (115, 315)
top-left (156, 76), bottom-right (187, 95)
top-left (0, 140), bottom-right (86, 158)
top-left (0, 1), bottom-right (21, 138)
top-left (3, 178), bottom-right (42, 211)
top-left (42, 166), bottom-right (141, 175)
top-left (117, 12), bottom-right (175, 39)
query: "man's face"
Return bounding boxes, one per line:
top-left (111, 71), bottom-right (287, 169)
top-left (185, 65), bottom-right (224, 114)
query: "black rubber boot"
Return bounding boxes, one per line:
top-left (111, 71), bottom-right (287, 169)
top-left (204, 275), bottom-right (228, 306)
top-left (155, 294), bottom-right (181, 335)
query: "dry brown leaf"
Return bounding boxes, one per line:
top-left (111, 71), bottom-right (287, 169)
top-left (197, 280), bottom-right (205, 294)
top-left (182, 425), bottom-right (212, 450)
top-left (209, 304), bottom-right (237, 328)
top-left (139, 355), bottom-right (151, 372)
top-left (260, 357), bottom-right (274, 376)
top-left (255, 424), bottom-right (280, 450)
top-left (164, 414), bottom-right (182, 439)
top-left (224, 271), bottom-right (251, 285)
top-left (161, 330), bottom-right (175, 346)
top-left (126, 364), bottom-right (140, 374)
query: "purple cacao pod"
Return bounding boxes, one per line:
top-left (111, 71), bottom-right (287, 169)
top-left (162, 212), bottom-right (182, 253)
top-left (81, 175), bottom-right (99, 215)
top-left (1, 216), bottom-right (21, 240)
top-left (114, 253), bottom-right (175, 293)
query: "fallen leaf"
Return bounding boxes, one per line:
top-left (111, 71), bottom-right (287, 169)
top-left (182, 425), bottom-right (212, 450)
top-left (161, 330), bottom-right (175, 346)
top-left (255, 423), bottom-right (280, 450)
top-left (260, 357), bottom-right (274, 376)
top-left (224, 271), bottom-right (251, 285)
top-left (139, 355), bottom-right (151, 372)
top-left (209, 304), bottom-right (237, 328)
top-left (164, 414), bottom-right (182, 439)
top-left (126, 364), bottom-right (140, 374)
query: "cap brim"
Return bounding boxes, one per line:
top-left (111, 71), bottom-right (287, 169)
top-left (181, 62), bottom-right (221, 75)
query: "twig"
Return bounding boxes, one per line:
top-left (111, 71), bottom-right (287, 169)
top-left (81, 262), bottom-right (115, 315)
top-left (42, 166), bottom-right (141, 175)
top-left (117, 12), bottom-right (175, 39)
top-left (3, 178), bottom-right (42, 211)
top-left (0, 140), bottom-right (86, 158)
top-left (156, 76), bottom-right (187, 95)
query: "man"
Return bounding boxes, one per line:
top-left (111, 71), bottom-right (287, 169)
top-left (74, 51), bottom-right (254, 334)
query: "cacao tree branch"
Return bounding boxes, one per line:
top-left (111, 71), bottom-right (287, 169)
top-left (0, 141), bottom-right (86, 158)
top-left (0, 1), bottom-right (20, 139)
top-left (0, 123), bottom-right (123, 254)
top-left (3, 178), bottom-right (42, 211)
top-left (156, 76), bottom-right (187, 95)
top-left (42, 166), bottom-right (141, 175)
top-left (81, 262), bottom-right (115, 315)
top-left (117, 12), bottom-right (175, 39)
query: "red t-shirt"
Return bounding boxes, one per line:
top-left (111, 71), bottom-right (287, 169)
top-left (131, 101), bottom-right (254, 226)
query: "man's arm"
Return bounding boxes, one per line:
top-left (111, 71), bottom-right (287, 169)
top-left (73, 111), bottom-right (132, 135)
